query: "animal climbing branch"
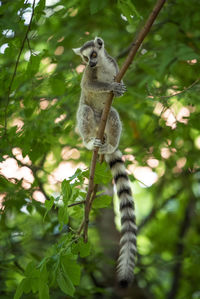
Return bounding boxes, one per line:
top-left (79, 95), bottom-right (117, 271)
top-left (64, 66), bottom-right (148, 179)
top-left (83, 0), bottom-right (167, 242)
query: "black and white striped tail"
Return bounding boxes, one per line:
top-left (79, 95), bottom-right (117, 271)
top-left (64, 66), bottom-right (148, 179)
top-left (105, 149), bottom-right (137, 288)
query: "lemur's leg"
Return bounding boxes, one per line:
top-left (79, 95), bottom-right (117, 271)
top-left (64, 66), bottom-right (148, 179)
top-left (94, 107), bottom-right (122, 154)
top-left (77, 104), bottom-right (96, 150)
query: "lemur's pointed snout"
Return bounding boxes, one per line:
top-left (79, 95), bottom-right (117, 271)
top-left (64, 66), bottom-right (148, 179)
top-left (89, 61), bottom-right (96, 67)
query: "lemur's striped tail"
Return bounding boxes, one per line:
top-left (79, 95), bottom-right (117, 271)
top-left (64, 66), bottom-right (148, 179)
top-left (105, 149), bottom-right (137, 288)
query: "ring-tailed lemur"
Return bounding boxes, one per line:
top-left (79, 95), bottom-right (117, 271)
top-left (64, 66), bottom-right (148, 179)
top-left (73, 37), bottom-right (137, 288)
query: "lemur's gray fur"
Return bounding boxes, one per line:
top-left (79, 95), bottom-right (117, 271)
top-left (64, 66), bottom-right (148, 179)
top-left (73, 37), bottom-right (137, 288)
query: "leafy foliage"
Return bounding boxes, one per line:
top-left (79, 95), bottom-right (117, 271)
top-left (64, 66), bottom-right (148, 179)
top-left (0, 0), bottom-right (200, 298)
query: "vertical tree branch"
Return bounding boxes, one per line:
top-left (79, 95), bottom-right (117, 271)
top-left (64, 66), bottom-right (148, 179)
top-left (83, 0), bottom-right (166, 242)
top-left (167, 197), bottom-right (195, 299)
top-left (4, 0), bottom-right (36, 136)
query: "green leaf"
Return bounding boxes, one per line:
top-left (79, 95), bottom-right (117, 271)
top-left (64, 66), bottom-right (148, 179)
top-left (90, 0), bottom-right (107, 14)
top-left (22, 278), bottom-right (32, 294)
top-left (14, 279), bottom-right (26, 299)
top-left (26, 204), bottom-right (33, 214)
top-left (31, 278), bottom-right (39, 293)
top-left (93, 194), bottom-right (112, 209)
top-left (35, 0), bottom-right (46, 21)
top-left (57, 270), bottom-right (75, 296)
top-left (44, 196), bottom-right (54, 220)
top-left (60, 254), bottom-right (81, 286)
top-left (69, 168), bottom-right (83, 181)
top-left (49, 77), bottom-right (66, 96)
top-left (177, 44), bottom-right (199, 60)
top-left (78, 238), bottom-right (91, 258)
top-left (22, 262), bottom-right (40, 293)
top-left (40, 263), bottom-right (48, 282)
top-left (45, 197), bottom-right (54, 211)
top-left (61, 179), bottom-right (72, 203)
top-left (39, 282), bottom-right (49, 299)
top-left (58, 206), bottom-right (68, 230)
top-left (24, 261), bottom-right (36, 276)
top-left (38, 257), bottom-right (49, 270)
top-left (156, 46), bottom-right (176, 75)
top-left (69, 168), bottom-right (88, 186)
top-left (94, 162), bottom-right (112, 185)
top-left (126, 24), bottom-right (136, 33)
top-left (70, 188), bottom-right (81, 203)
top-left (26, 54), bottom-right (41, 77)
top-left (71, 238), bottom-right (91, 257)
top-left (117, 0), bottom-right (142, 25)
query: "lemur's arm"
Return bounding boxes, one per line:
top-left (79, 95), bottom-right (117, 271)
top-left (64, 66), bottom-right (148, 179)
top-left (83, 80), bottom-right (126, 97)
top-left (82, 69), bottom-right (126, 97)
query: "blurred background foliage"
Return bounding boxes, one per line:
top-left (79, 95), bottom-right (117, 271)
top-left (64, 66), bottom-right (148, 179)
top-left (0, 0), bottom-right (200, 298)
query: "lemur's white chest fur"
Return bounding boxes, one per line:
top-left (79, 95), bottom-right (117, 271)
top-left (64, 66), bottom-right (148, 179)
top-left (81, 57), bottom-right (117, 112)
top-left (97, 58), bottom-right (116, 83)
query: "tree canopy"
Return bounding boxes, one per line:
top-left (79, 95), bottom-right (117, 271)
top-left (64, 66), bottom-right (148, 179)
top-left (0, 0), bottom-right (200, 298)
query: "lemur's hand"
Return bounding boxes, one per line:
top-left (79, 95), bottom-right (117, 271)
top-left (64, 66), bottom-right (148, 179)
top-left (111, 82), bottom-right (127, 97)
top-left (93, 138), bottom-right (106, 149)
top-left (93, 138), bottom-right (115, 154)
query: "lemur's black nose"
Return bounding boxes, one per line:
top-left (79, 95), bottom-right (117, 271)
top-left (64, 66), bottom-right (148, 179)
top-left (89, 61), bottom-right (96, 67)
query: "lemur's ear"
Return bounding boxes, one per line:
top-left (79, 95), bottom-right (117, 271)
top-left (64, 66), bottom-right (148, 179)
top-left (72, 47), bottom-right (81, 55)
top-left (94, 37), bottom-right (104, 49)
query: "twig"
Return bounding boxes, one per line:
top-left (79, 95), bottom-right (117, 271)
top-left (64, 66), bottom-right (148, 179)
top-left (68, 200), bottom-right (86, 208)
top-left (81, 158), bottom-right (103, 237)
top-left (4, 0), bottom-right (36, 136)
top-left (82, 184), bottom-right (99, 239)
top-left (77, 220), bottom-right (84, 236)
top-left (27, 37), bottom-right (33, 55)
top-left (78, 188), bottom-right (96, 237)
top-left (89, 184), bottom-right (99, 211)
top-left (83, 0), bottom-right (167, 243)
top-left (147, 78), bottom-right (200, 100)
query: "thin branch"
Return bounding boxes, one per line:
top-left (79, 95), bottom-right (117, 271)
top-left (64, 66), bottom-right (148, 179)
top-left (147, 78), bottom-right (200, 100)
top-left (68, 200), bottom-right (86, 208)
top-left (4, 0), bottom-right (36, 136)
top-left (77, 220), bottom-right (84, 236)
top-left (167, 197), bottom-right (195, 299)
top-left (82, 160), bottom-right (103, 237)
top-left (81, 184), bottom-right (98, 238)
top-left (27, 37), bottom-right (33, 55)
top-left (89, 183), bottom-right (99, 211)
top-left (83, 0), bottom-right (166, 243)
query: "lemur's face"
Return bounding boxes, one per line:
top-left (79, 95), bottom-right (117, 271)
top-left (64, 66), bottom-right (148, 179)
top-left (73, 37), bottom-right (104, 68)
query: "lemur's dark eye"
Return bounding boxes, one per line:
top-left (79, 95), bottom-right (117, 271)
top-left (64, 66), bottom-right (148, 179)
top-left (97, 38), bottom-right (103, 46)
top-left (91, 52), bottom-right (97, 58)
top-left (83, 55), bottom-right (88, 62)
